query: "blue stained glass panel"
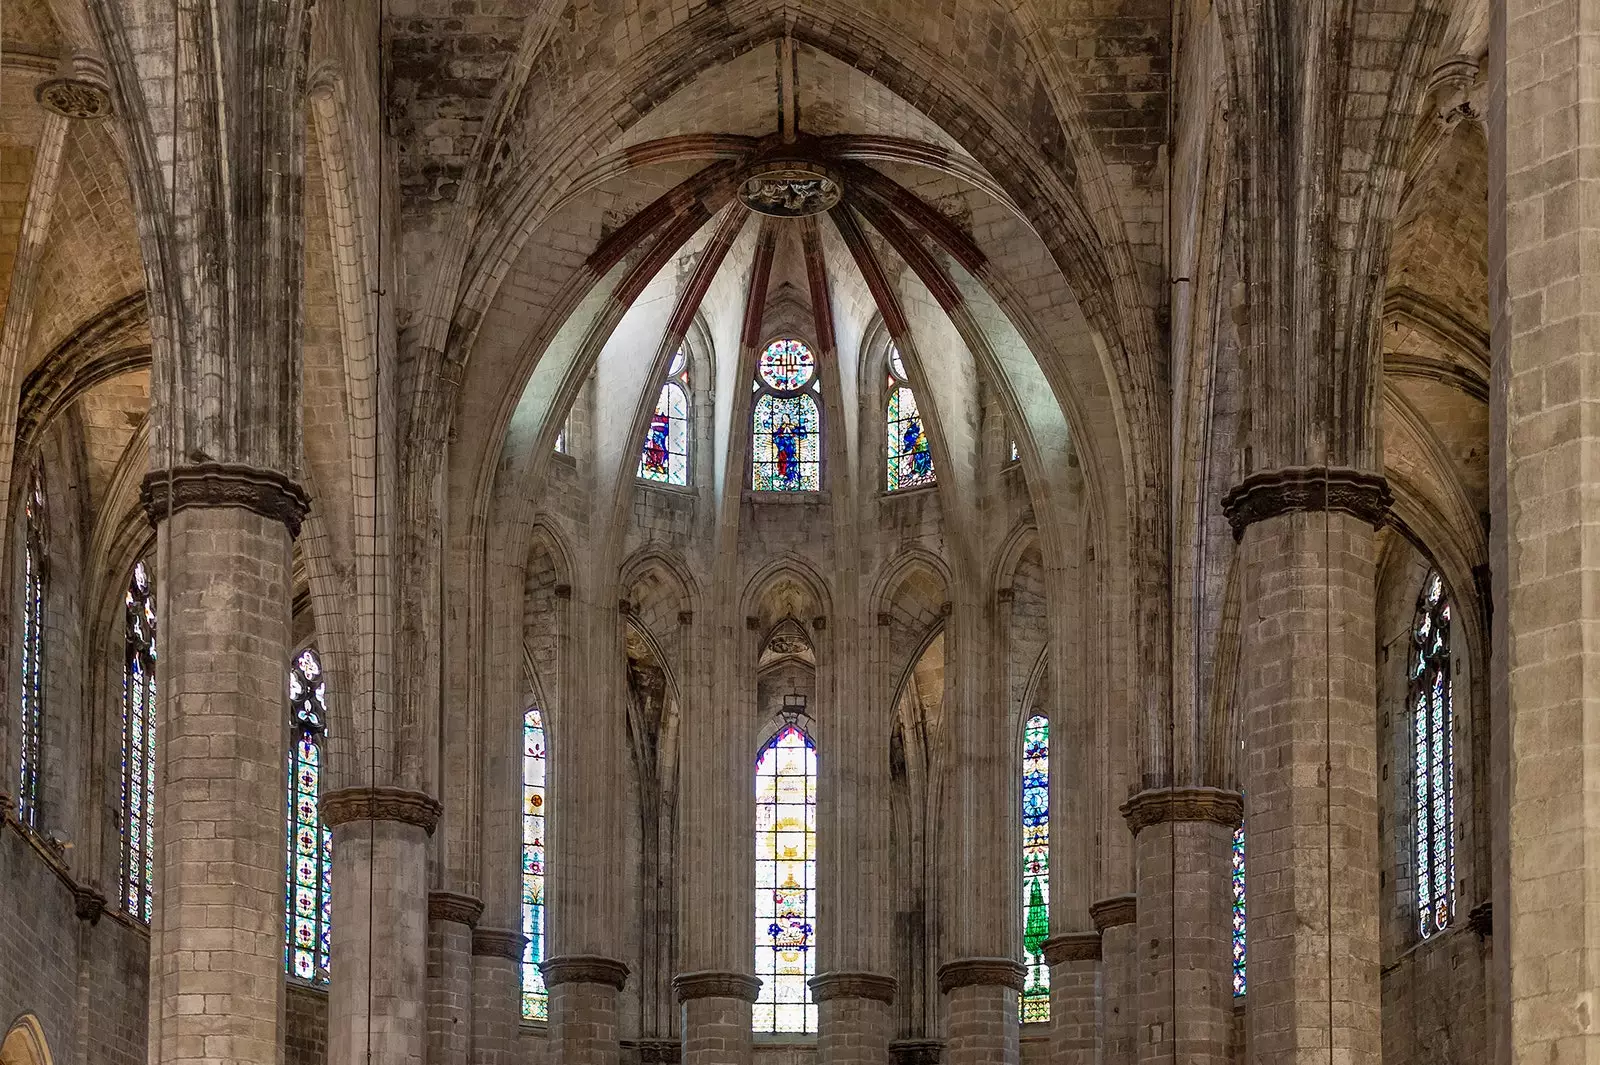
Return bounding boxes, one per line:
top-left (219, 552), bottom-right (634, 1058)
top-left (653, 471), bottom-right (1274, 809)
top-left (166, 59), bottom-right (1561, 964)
top-left (1021, 714), bottom-right (1050, 1022)
top-left (1232, 823), bottom-right (1246, 995)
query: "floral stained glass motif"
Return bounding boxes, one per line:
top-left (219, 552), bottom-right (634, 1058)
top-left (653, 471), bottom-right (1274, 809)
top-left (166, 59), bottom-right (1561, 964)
top-left (522, 707), bottom-right (548, 1021)
top-left (1232, 823), bottom-right (1246, 996)
top-left (17, 466), bottom-right (46, 829)
top-left (755, 725), bottom-right (817, 1034)
top-left (752, 339), bottom-right (821, 492)
top-left (122, 561), bottom-right (157, 923)
top-left (886, 345), bottom-right (935, 492)
top-left (1412, 571), bottom-right (1455, 939)
top-left (639, 348), bottom-right (690, 485)
top-left (286, 649), bottom-right (332, 984)
top-left (1021, 714), bottom-right (1050, 1022)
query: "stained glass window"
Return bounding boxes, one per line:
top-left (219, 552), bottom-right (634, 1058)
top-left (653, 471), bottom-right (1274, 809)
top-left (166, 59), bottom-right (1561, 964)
top-left (639, 348), bottom-right (690, 485)
top-left (886, 345), bottom-right (935, 492)
top-left (554, 416), bottom-right (569, 455)
top-left (755, 724), bottom-right (817, 1034)
top-left (286, 648), bottom-right (332, 984)
top-left (1412, 570), bottom-right (1454, 939)
top-left (752, 339), bottom-right (821, 491)
top-left (1021, 714), bottom-right (1050, 1022)
top-left (17, 466), bottom-right (46, 829)
top-left (1232, 823), bottom-right (1246, 995)
top-left (522, 707), bottom-right (548, 1021)
top-left (121, 561), bottom-right (157, 923)
top-left (1009, 439), bottom-right (1020, 463)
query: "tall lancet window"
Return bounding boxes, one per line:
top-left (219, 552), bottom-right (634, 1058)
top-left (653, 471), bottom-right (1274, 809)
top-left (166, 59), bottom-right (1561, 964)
top-left (522, 707), bottom-right (548, 1021)
top-left (885, 344), bottom-right (935, 491)
top-left (755, 722), bottom-right (818, 1033)
top-left (1232, 823), bottom-right (1246, 995)
top-left (752, 339), bottom-right (821, 491)
top-left (121, 561), bottom-right (157, 923)
top-left (1412, 570), bottom-right (1455, 938)
top-left (16, 465), bottom-right (46, 828)
top-left (286, 648), bottom-right (332, 983)
top-left (639, 348), bottom-right (690, 485)
top-left (1021, 714), bottom-right (1050, 1022)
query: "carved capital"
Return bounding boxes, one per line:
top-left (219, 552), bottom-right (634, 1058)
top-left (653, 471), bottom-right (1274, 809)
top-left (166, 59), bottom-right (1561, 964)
top-left (471, 927), bottom-right (526, 962)
top-left (1120, 787), bottom-right (1243, 836)
top-left (141, 463), bottom-right (311, 537)
top-left (622, 1040), bottom-right (681, 1064)
top-left (541, 954), bottom-right (629, 990)
top-left (1041, 932), bottom-right (1100, 965)
top-left (672, 970), bottom-right (762, 1003)
top-left (808, 971), bottom-right (896, 1004)
top-left (1221, 466), bottom-right (1391, 540)
top-left (427, 891), bottom-right (484, 927)
top-left (321, 787), bottom-right (443, 834)
top-left (888, 1040), bottom-right (945, 1065)
top-left (1467, 901), bottom-right (1492, 938)
top-left (936, 957), bottom-right (1026, 994)
top-left (1089, 893), bottom-right (1138, 932)
top-left (73, 885), bottom-right (107, 924)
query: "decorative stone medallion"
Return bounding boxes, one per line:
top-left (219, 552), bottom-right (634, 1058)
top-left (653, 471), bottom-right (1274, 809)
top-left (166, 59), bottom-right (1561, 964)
top-left (739, 161), bottom-right (843, 217)
top-left (36, 79), bottom-right (113, 119)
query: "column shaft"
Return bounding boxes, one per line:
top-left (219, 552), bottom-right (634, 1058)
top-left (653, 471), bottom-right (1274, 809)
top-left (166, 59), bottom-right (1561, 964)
top-left (674, 971), bottom-right (758, 1065)
top-left (470, 930), bottom-right (523, 1065)
top-left (1041, 934), bottom-right (1097, 1065)
top-left (938, 961), bottom-right (1023, 1065)
top-left (426, 893), bottom-right (482, 1065)
top-left (1091, 896), bottom-right (1137, 1065)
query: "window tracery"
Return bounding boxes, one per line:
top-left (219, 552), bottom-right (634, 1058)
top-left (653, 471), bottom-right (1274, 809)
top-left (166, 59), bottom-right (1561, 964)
top-left (755, 723), bottom-right (817, 1033)
top-left (1412, 570), bottom-right (1455, 939)
top-left (639, 348), bottom-right (690, 485)
top-left (886, 345), bottom-right (935, 492)
top-left (1021, 713), bottom-right (1050, 1022)
top-left (752, 339), bottom-right (821, 492)
top-left (522, 706), bottom-right (548, 1021)
top-left (17, 465), bottom-right (46, 828)
top-left (286, 648), bottom-right (332, 984)
top-left (121, 561), bottom-right (157, 923)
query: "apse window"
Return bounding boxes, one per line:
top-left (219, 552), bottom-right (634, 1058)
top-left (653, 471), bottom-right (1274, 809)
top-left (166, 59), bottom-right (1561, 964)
top-left (1411, 570), bottom-right (1454, 939)
top-left (522, 706), bottom-right (549, 1021)
top-left (1232, 822), bottom-right (1246, 995)
top-left (754, 724), bottom-right (818, 1034)
top-left (1021, 714), bottom-right (1050, 1022)
top-left (639, 348), bottom-right (690, 486)
top-left (885, 345), bottom-right (935, 492)
top-left (286, 648), bottom-right (332, 984)
top-left (752, 339), bottom-right (821, 492)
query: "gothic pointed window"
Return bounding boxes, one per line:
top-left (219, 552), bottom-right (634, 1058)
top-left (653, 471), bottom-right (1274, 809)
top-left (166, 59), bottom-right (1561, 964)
top-left (1232, 823), bottom-right (1246, 995)
top-left (639, 348), bottom-right (690, 485)
top-left (1412, 570), bottom-right (1455, 938)
top-left (286, 648), bottom-right (332, 984)
top-left (755, 723), bottom-right (817, 1033)
top-left (16, 465), bottom-right (46, 829)
top-left (522, 707), bottom-right (548, 1021)
top-left (1021, 714), bottom-right (1050, 1022)
top-left (121, 561), bottom-right (157, 923)
top-left (752, 339), bottom-right (821, 491)
top-left (886, 345), bottom-right (935, 492)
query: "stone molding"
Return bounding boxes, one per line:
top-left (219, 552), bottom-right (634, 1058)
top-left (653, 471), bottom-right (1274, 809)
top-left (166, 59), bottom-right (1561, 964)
top-left (321, 786), bottom-right (443, 833)
top-left (936, 957), bottom-right (1026, 994)
top-left (1120, 787), bottom-right (1243, 835)
top-left (672, 970), bottom-right (762, 1003)
top-left (141, 463), bottom-right (312, 537)
top-left (1089, 893), bottom-right (1138, 932)
top-left (621, 1040), bottom-right (680, 1064)
top-left (1468, 901), bottom-right (1493, 938)
top-left (470, 927), bottom-right (527, 962)
top-left (888, 1040), bottom-right (944, 1065)
top-left (73, 885), bottom-right (107, 924)
top-left (1041, 932), bottom-right (1101, 965)
top-left (808, 970), bottom-right (896, 1003)
top-left (541, 954), bottom-right (630, 990)
top-left (36, 77), bottom-right (113, 118)
top-left (427, 891), bottom-right (484, 927)
top-left (1221, 466), bottom-right (1392, 540)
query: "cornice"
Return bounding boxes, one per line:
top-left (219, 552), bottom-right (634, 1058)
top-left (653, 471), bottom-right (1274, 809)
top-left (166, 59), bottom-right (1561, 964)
top-left (1041, 932), bottom-right (1101, 965)
top-left (1221, 466), bottom-right (1391, 541)
top-left (321, 787), bottom-right (443, 834)
top-left (808, 971), bottom-right (896, 1003)
top-left (936, 957), bottom-right (1026, 994)
top-left (672, 970), bottom-right (762, 1003)
top-left (541, 954), bottom-right (630, 990)
top-left (1120, 787), bottom-right (1244, 836)
top-left (141, 463), bottom-right (311, 538)
top-left (1089, 893), bottom-right (1138, 932)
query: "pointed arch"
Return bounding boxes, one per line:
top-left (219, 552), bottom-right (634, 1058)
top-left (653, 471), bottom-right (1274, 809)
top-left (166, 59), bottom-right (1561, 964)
top-left (1, 1015), bottom-right (53, 1065)
top-left (754, 721), bottom-right (819, 1035)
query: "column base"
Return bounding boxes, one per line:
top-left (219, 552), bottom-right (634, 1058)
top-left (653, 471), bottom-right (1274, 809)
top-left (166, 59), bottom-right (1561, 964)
top-left (811, 972), bottom-right (895, 1064)
top-left (674, 971), bottom-right (760, 1065)
top-left (543, 956), bottom-right (630, 1065)
top-left (938, 958), bottom-right (1024, 1065)
top-left (1042, 933), bottom-right (1099, 1064)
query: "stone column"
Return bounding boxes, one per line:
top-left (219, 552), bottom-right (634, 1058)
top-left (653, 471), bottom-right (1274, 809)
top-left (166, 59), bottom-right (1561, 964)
top-left (1040, 933), bottom-right (1097, 1064)
top-left (1120, 788), bottom-right (1240, 1065)
top-left (322, 787), bottom-right (441, 1065)
top-left (427, 892), bottom-right (483, 1065)
top-left (673, 971), bottom-right (760, 1065)
top-left (542, 955), bottom-right (630, 1065)
top-left (143, 479), bottom-right (306, 1065)
top-left (811, 973), bottom-right (896, 1065)
top-left (1496, 2), bottom-right (1600, 1061)
top-left (1090, 895), bottom-right (1137, 1065)
top-left (1224, 478), bottom-right (1384, 1065)
top-left (471, 927), bottom-right (525, 1065)
top-left (937, 959), bottom-right (1024, 1065)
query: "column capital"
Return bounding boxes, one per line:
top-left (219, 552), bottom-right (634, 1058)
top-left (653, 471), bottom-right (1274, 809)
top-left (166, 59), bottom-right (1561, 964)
top-left (541, 953), bottom-right (629, 990)
top-left (1119, 786), bottom-right (1243, 835)
top-left (621, 1039), bottom-right (681, 1064)
top-left (427, 891), bottom-right (483, 927)
top-left (1041, 932), bottom-right (1100, 965)
top-left (888, 1039), bottom-right (945, 1065)
top-left (808, 970), bottom-right (896, 1003)
top-left (672, 970), bottom-right (762, 1003)
top-left (470, 926), bottom-right (526, 962)
top-left (936, 957), bottom-right (1026, 994)
top-left (1221, 466), bottom-right (1391, 540)
top-left (1089, 892), bottom-right (1138, 931)
top-left (322, 786), bottom-right (443, 833)
top-left (141, 463), bottom-right (311, 537)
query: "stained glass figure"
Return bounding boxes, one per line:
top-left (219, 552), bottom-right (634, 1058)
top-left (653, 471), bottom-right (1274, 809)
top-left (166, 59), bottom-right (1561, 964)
top-left (752, 339), bottom-right (822, 491)
top-left (755, 724), bottom-right (817, 1034)
top-left (1021, 714), bottom-right (1050, 1022)
top-left (121, 561), bottom-right (157, 923)
top-left (885, 345), bottom-right (936, 492)
top-left (639, 348), bottom-right (690, 485)
top-left (286, 648), bottom-right (332, 983)
top-left (1232, 823), bottom-right (1246, 996)
top-left (17, 465), bottom-right (46, 829)
top-left (1412, 570), bottom-right (1455, 939)
top-left (522, 707), bottom-right (548, 1021)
